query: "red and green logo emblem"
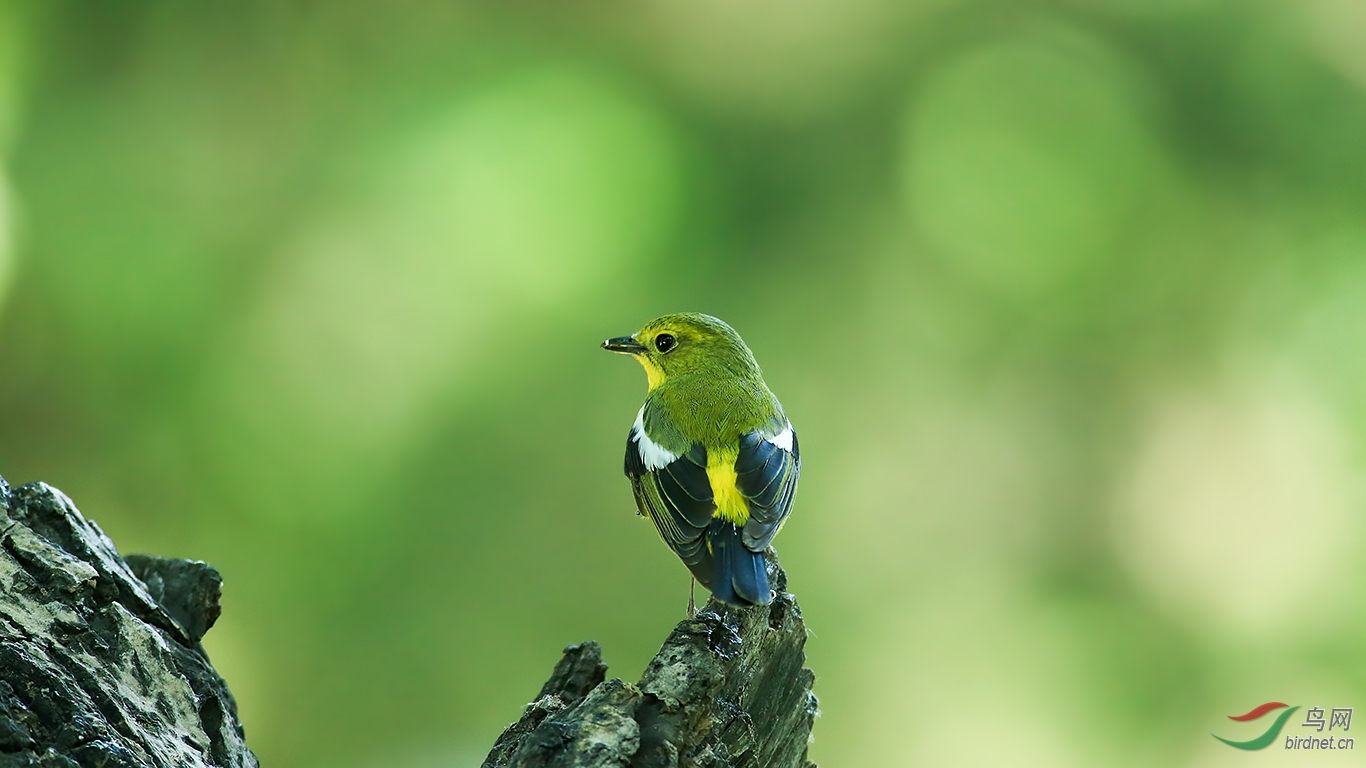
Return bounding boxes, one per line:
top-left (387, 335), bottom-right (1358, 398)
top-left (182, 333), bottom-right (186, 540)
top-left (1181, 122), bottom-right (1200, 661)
top-left (1214, 702), bottom-right (1299, 750)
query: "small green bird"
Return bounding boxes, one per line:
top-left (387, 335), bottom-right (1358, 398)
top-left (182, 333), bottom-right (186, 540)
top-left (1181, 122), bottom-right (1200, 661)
top-left (603, 313), bottom-right (800, 607)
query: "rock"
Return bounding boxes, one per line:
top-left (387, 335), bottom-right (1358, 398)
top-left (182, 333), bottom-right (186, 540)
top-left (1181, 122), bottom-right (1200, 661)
top-left (483, 552), bottom-right (818, 768)
top-left (123, 555), bottom-right (223, 646)
top-left (0, 475), bottom-right (257, 768)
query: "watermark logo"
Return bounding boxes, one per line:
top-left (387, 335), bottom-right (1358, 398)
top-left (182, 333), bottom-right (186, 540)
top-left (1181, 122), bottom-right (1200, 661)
top-left (1214, 702), bottom-right (1354, 751)
top-left (1214, 702), bottom-right (1299, 750)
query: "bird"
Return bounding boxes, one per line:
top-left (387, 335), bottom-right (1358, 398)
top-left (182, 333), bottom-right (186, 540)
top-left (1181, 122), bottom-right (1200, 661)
top-left (602, 313), bottom-right (800, 609)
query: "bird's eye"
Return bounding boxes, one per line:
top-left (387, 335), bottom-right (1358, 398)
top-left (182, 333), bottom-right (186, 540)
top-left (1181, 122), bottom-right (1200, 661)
top-left (654, 333), bottom-right (677, 353)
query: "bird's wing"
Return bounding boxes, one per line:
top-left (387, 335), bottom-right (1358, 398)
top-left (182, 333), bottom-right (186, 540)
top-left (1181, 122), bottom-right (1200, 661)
top-left (734, 415), bottom-right (800, 552)
top-left (623, 406), bottom-right (716, 582)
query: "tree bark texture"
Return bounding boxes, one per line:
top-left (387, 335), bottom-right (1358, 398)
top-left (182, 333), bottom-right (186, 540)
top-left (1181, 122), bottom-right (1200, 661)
top-left (0, 476), bottom-right (257, 768)
top-left (483, 552), bottom-right (818, 768)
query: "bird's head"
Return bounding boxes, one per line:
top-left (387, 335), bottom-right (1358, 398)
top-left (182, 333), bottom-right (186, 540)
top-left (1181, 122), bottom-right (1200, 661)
top-left (602, 312), bottom-right (760, 390)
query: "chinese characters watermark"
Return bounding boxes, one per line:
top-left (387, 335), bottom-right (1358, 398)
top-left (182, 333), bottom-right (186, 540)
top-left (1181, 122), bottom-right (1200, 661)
top-left (1302, 707), bottom-right (1352, 733)
top-left (1286, 706), bottom-right (1354, 751)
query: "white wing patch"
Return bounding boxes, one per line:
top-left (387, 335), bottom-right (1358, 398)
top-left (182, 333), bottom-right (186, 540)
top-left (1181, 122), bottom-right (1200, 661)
top-left (633, 406), bottom-right (679, 471)
top-left (766, 423), bottom-right (795, 453)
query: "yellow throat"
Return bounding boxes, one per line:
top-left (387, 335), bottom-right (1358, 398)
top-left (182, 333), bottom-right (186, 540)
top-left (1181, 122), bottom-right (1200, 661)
top-left (635, 355), bottom-right (666, 391)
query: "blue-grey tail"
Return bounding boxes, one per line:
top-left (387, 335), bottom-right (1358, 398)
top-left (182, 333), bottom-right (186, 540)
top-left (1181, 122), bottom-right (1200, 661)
top-left (708, 519), bottom-right (770, 606)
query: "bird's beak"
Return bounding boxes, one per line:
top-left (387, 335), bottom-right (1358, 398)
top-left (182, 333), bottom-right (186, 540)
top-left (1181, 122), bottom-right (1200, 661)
top-left (602, 336), bottom-right (647, 354)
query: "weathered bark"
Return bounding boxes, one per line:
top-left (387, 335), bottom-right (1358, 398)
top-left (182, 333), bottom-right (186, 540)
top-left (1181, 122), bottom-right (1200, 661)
top-left (0, 476), bottom-right (257, 768)
top-left (483, 552), bottom-right (818, 768)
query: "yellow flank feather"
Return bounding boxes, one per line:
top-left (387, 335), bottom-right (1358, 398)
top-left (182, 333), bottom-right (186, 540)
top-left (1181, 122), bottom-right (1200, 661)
top-left (705, 446), bottom-right (749, 526)
top-left (635, 356), bottom-right (666, 391)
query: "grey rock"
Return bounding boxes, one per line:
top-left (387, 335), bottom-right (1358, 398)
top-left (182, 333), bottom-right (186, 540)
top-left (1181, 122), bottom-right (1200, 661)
top-left (483, 642), bottom-right (610, 768)
top-left (0, 475), bottom-right (257, 768)
top-left (123, 555), bottom-right (223, 645)
top-left (484, 552), bottom-right (818, 768)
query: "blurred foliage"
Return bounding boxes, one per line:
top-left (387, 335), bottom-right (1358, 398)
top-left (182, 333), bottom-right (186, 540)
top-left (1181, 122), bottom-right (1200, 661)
top-left (1, 1), bottom-right (1365, 766)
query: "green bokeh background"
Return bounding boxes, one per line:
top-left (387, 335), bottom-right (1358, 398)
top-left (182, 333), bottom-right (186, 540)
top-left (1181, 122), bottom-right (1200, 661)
top-left (2, 1), bottom-right (1365, 765)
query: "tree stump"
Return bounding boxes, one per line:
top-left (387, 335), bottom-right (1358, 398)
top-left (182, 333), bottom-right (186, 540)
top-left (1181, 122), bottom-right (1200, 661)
top-left (0, 476), bottom-right (256, 768)
top-left (482, 553), bottom-right (819, 768)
